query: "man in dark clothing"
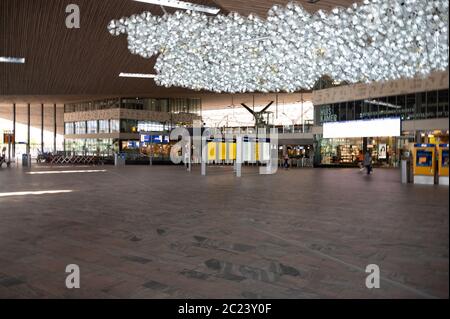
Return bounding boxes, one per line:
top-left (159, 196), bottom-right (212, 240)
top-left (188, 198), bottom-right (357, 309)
top-left (364, 150), bottom-right (372, 175)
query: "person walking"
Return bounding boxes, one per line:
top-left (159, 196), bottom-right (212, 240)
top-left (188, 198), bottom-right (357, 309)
top-left (364, 150), bottom-right (372, 175)
top-left (284, 153), bottom-right (290, 169)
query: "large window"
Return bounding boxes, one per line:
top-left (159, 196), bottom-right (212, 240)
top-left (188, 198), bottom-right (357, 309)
top-left (339, 103), bottom-right (346, 121)
top-left (99, 120), bottom-right (109, 133)
top-left (137, 121), bottom-right (168, 132)
top-left (120, 119), bottom-right (138, 133)
top-left (316, 89), bottom-right (448, 124)
top-left (110, 120), bottom-right (120, 133)
top-left (87, 120), bottom-right (98, 134)
top-left (417, 92), bottom-right (427, 120)
top-left (65, 122), bottom-right (74, 135)
top-left (438, 90), bottom-right (449, 117)
top-left (74, 121), bottom-right (86, 135)
top-left (427, 91), bottom-right (438, 119)
top-left (65, 97), bottom-right (202, 115)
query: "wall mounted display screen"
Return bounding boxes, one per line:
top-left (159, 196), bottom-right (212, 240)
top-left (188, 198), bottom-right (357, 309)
top-left (140, 135), bottom-right (169, 144)
top-left (416, 150), bottom-right (433, 167)
top-left (323, 118), bottom-right (401, 138)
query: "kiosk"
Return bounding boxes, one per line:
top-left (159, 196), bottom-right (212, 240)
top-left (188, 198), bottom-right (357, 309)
top-left (438, 144), bottom-right (449, 185)
top-left (413, 144), bottom-right (435, 185)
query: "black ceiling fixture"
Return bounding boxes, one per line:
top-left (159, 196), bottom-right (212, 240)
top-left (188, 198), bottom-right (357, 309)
top-left (241, 101), bottom-right (274, 128)
top-left (307, 0), bottom-right (321, 3)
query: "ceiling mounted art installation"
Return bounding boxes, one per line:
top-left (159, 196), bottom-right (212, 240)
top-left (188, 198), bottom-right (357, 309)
top-left (108, 0), bottom-right (449, 93)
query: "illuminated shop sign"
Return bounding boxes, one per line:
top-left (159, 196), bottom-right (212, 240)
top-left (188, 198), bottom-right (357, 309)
top-left (319, 105), bottom-right (337, 123)
top-left (323, 118), bottom-right (401, 138)
top-left (140, 135), bottom-right (170, 143)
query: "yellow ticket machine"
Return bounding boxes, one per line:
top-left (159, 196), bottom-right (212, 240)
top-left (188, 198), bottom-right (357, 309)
top-left (438, 144), bottom-right (449, 186)
top-left (413, 144), bottom-right (436, 185)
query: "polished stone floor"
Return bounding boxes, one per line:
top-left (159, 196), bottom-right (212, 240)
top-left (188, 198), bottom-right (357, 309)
top-left (0, 165), bottom-right (448, 299)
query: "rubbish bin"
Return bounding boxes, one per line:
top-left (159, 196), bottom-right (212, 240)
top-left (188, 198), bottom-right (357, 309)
top-left (22, 153), bottom-right (31, 167)
top-left (114, 153), bottom-right (126, 166)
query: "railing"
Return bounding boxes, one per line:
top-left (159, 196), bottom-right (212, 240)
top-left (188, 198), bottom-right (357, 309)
top-left (279, 158), bottom-right (314, 168)
top-left (50, 155), bottom-right (103, 165)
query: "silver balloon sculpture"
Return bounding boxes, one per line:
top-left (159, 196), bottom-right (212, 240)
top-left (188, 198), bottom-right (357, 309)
top-left (108, 0), bottom-right (449, 93)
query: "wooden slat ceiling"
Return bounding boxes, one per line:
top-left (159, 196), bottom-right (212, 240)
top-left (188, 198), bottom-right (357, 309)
top-left (214, 0), bottom-right (358, 17)
top-left (0, 0), bottom-right (359, 104)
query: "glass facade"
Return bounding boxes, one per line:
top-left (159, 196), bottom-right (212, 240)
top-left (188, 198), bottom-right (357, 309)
top-left (110, 120), bottom-right (120, 133)
top-left (0, 104), bottom-right (64, 158)
top-left (65, 122), bottom-right (74, 135)
top-left (318, 136), bottom-right (404, 167)
top-left (64, 99), bottom-right (120, 113)
top-left (65, 97), bottom-right (201, 115)
top-left (66, 119), bottom-right (175, 135)
top-left (74, 121), bottom-right (86, 135)
top-left (315, 89), bottom-right (449, 125)
top-left (314, 88), bottom-right (449, 167)
top-left (64, 138), bottom-right (117, 155)
top-left (87, 120), bottom-right (98, 134)
top-left (99, 120), bottom-right (109, 134)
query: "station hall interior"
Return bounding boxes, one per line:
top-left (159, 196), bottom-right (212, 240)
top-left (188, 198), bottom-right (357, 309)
top-left (0, 0), bottom-right (449, 299)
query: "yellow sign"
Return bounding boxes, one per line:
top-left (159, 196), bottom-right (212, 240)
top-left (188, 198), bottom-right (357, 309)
top-left (207, 142), bottom-right (216, 161)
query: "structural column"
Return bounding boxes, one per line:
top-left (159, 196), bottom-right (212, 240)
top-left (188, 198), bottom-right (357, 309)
top-left (27, 103), bottom-right (30, 155)
top-left (53, 103), bottom-right (57, 153)
top-left (12, 103), bottom-right (16, 158)
top-left (41, 103), bottom-right (44, 153)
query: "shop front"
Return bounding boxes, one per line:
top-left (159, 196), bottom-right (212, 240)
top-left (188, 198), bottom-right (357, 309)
top-left (318, 136), bottom-right (411, 167)
top-left (313, 88), bottom-right (449, 167)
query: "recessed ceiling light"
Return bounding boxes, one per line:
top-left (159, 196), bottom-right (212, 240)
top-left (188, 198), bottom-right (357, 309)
top-left (0, 56), bottom-right (25, 64)
top-left (119, 72), bottom-right (156, 78)
top-left (133, 0), bottom-right (220, 15)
